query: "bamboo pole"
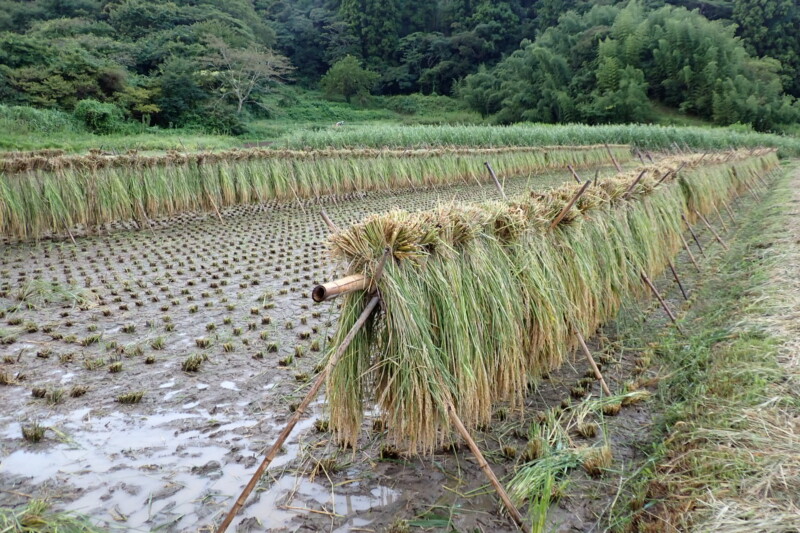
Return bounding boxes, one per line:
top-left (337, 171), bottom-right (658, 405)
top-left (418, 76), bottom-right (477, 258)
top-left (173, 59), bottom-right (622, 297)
top-left (722, 200), bottom-right (736, 224)
top-left (604, 143), bottom-right (622, 172)
top-left (549, 180), bottom-right (591, 230)
top-left (679, 233), bottom-right (701, 271)
top-left (443, 399), bottom-right (525, 529)
top-left (623, 169), bottom-right (647, 199)
top-left (654, 169), bottom-right (673, 188)
top-left (567, 164), bottom-right (582, 184)
top-left (575, 330), bottom-right (612, 396)
top-left (682, 214), bottom-right (707, 258)
top-left (215, 295), bottom-right (381, 533)
top-left (667, 260), bottom-right (689, 301)
top-left (713, 204), bottom-right (729, 232)
top-left (320, 209), bottom-right (339, 233)
top-left (641, 271), bottom-right (685, 335)
top-left (484, 161), bottom-right (507, 201)
top-left (694, 209), bottom-right (729, 250)
top-left (312, 274), bottom-right (368, 302)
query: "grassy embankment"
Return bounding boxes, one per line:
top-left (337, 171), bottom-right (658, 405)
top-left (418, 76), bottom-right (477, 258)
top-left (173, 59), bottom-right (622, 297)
top-left (608, 162), bottom-right (800, 531)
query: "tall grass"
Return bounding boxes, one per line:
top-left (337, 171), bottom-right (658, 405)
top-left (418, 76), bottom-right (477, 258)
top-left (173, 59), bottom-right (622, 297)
top-left (278, 123), bottom-right (800, 157)
top-left (0, 145), bottom-right (628, 241)
top-left (325, 150), bottom-right (779, 454)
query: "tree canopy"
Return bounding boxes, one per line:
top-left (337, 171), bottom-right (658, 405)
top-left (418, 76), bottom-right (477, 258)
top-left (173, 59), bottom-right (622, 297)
top-left (0, 0), bottom-right (797, 133)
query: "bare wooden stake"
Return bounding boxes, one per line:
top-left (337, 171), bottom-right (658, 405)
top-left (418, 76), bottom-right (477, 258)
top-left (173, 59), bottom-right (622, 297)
top-left (667, 260), bottom-right (689, 301)
top-left (605, 143), bottom-right (622, 172)
top-left (722, 200), bottom-right (736, 224)
top-left (645, 150), bottom-right (655, 163)
top-left (634, 147), bottom-right (645, 164)
top-left (320, 209), bottom-right (339, 233)
top-left (575, 330), bottom-right (612, 396)
top-left (216, 295), bottom-right (381, 533)
top-left (641, 271), bottom-right (685, 335)
top-left (679, 232), bottom-right (701, 272)
top-left (694, 209), bottom-right (729, 250)
top-left (713, 204), bottom-right (729, 232)
top-left (484, 161), bottom-right (507, 201)
top-left (623, 169), bottom-right (648, 199)
top-left (444, 399), bottom-right (525, 529)
top-left (682, 214), bottom-right (707, 258)
top-left (549, 181), bottom-right (591, 230)
top-left (207, 195), bottom-right (224, 223)
top-left (567, 164), bottom-right (582, 184)
top-left (654, 170), bottom-right (673, 188)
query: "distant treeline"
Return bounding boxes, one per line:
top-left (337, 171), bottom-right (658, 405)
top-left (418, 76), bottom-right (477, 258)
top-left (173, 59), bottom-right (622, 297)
top-left (0, 0), bottom-right (797, 132)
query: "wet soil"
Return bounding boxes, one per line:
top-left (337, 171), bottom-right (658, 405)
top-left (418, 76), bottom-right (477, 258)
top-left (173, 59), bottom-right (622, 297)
top-left (0, 159), bottom-right (728, 533)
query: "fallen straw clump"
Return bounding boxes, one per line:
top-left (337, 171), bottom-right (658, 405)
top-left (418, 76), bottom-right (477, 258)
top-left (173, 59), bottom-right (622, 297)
top-left (0, 145), bottom-right (628, 242)
top-left (324, 149), bottom-right (779, 454)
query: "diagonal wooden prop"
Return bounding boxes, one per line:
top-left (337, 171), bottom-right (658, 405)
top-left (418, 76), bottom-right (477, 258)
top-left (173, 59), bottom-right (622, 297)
top-left (642, 271), bottom-right (686, 336)
top-left (550, 180), bottom-right (592, 230)
top-left (484, 161), bottom-right (507, 200)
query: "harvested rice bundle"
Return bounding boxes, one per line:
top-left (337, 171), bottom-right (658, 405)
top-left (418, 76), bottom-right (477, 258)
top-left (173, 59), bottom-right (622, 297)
top-left (325, 150), bottom-right (779, 454)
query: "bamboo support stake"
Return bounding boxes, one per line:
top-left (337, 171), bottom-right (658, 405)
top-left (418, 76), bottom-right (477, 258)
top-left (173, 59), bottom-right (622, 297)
top-left (679, 232), bottom-right (701, 271)
top-left (713, 204), bottom-right (729, 232)
top-left (623, 170), bottom-right (647, 199)
top-left (721, 200), bottom-right (737, 224)
top-left (635, 147), bottom-right (645, 165)
top-left (549, 180), bottom-right (591, 230)
top-left (484, 161), bottom-right (507, 201)
top-left (645, 150), bottom-right (655, 163)
top-left (216, 295), bottom-right (381, 533)
top-left (207, 195), bottom-right (224, 223)
top-left (320, 209), bottom-right (339, 233)
top-left (575, 330), bottom-right (612, 396)
top-left (567, 164), bottom-right (582, 184)
top-left (694, 210), bottom-right (729, 250)
top-left (641, 272), bottom-right (685, 335)
top-left (604, 143), bottom-right (622, 172)
top-left (682, 214), bottom-right (707, 258)
top-left (443, 399), bottom-right (525, 529)
top-left (667, 260), bottom-right (689, 301)
top-left (654, 170), bottom-right (673, 188)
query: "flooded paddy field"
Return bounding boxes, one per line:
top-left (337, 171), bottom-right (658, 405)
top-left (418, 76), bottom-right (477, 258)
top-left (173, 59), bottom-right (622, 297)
top-left (0, 163), bottom-right (641, 532)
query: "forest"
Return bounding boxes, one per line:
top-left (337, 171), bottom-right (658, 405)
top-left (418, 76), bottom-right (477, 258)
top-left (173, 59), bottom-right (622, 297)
top-left (0, 0), bottom-right (798, 135)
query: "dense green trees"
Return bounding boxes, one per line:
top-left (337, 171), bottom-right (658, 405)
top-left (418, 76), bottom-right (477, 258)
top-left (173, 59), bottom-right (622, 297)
top-left (0, 0), bottom-right (797, 133)
top-left (460, 1), bottom-right (799, 130)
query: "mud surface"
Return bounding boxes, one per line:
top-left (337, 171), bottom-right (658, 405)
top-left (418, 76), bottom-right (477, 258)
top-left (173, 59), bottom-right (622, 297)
top-left (0, 161), bottom-right (683, 532)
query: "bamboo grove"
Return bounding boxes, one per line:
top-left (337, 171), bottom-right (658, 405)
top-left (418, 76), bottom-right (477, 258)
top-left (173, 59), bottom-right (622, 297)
top-left (324, 149), bottom-right (779, 454)
top-left (0, 145), bottom-right (628, 241)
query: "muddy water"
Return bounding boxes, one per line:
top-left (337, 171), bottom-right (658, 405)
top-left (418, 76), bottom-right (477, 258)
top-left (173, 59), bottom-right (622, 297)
top-left (0, 164), bottom-right (626, 531)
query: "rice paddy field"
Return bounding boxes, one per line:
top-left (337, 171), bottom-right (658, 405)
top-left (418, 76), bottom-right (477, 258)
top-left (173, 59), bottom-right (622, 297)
top-left (0, 139), bottom-right (795, 533)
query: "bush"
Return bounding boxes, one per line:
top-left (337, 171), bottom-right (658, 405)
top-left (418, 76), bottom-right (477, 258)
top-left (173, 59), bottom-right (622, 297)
top-left (186, 104), bottom-right (249, 136)
top-left (73, 99), bottom-right (124, 134)
top-left (0, 105), bottom-right (83, 134)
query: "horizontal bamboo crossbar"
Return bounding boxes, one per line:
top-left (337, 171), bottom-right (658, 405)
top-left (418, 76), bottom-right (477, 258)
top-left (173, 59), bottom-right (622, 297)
top-left (312, 274), bottom-right (368, 302)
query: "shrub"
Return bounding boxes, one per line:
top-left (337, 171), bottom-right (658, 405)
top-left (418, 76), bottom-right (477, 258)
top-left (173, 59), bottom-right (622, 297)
top-left (73, 99), bottom-right (123, 134)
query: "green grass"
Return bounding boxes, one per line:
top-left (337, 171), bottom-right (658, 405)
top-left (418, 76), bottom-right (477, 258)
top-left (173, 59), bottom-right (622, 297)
top-left (325, 150), bottom-right (778, 453)
top-left (0, 105), bottom-right (239, 153)
top-left (608, 163), bottom-right (800, 531)
top-left (276, 123), bottom-right (800, 157)
top-left (0, 499), bottom-right (104, 532)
